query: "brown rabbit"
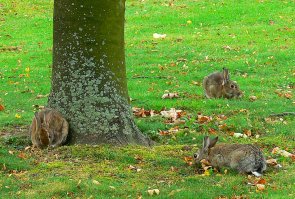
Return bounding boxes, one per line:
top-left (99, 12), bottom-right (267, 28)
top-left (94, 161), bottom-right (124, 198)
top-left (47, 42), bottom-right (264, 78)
top-left (29, 108), bottom-right (69, 149)
top-left (194, 136), bottom-right (266, 176)
top-left (203, 68), bottom-right (243, 99)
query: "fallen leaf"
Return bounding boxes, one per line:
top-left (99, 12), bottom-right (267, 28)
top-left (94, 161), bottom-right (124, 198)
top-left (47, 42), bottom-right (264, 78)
top-left (272, 147), bottom-right (295, 159)
top-left (17, 152), bottom-right (26, 159)
top-left (161, 93), bottom-right (179, 99)
top-left (15, 114), bottom-right (21, 119)
top-left (154, 189), bottom-right (160, 195)
top-left (147, 189), bottom-right (154, 196)
top-left (249, 96), bottom-right (257, 101)
top-left (0, 104), bottom-right (5, 111)
top-left (160, 108), bottom-right (183, 121)
top-left (197, 114), bottom-right (212, 124)
top-left (153, 33), bottom-right (166, 39)
top-left (92, 180), bottom-right (101, 185)
top-left (184, 156), bottom-right (193, 166)
top-left (257, 179), bottom-right (266, 185)
top-left (243, 129), bottom-right (252, 137)
top-left (201, 169), bottom-right (211, 176)
top-left (284, 93), bottom-right (292, 99)
top-left (256, 184), bottom-right (265, 191)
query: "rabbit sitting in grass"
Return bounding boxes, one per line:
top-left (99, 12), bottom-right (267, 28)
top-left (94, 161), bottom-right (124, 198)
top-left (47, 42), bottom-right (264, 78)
top-left (29, 108), bottom-right (69, 149)
top-left (203, 68), bottom-right (243, 99)
top-left (193, 136), bottom-right (266, 176)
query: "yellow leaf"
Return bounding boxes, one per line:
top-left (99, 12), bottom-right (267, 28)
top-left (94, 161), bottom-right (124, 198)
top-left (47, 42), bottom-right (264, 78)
top-left (25, 67), bottom-right (30, 73)
top-left (92, 180), bottom-right (101, 185)
top-left (202, 170), bottom-right (210, 176)
top-left (15, 114), bottom-right (21, 119)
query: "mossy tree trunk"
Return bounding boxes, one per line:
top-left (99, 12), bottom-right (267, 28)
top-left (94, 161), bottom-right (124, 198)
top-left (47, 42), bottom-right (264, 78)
top-left (48, 0), bottom-right (151, 146)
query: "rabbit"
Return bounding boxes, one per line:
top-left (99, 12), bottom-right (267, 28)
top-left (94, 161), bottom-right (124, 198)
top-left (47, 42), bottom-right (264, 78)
top-left (29, 108), bottom-right (69, 149)
top-left (203, 68), bottom-right (243, 99)
top-left (193, 136), bottom-right (266, 176)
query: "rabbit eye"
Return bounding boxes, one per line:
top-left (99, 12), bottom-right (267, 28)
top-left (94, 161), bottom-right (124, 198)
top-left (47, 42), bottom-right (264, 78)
top-left (193, 153), bottom-right (199, 159)
top-left (231, 84), bottom-right (235, 88)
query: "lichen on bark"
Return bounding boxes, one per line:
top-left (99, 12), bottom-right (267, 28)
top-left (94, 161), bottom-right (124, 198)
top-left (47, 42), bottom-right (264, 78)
top-left (48, 0), bottom-right (151, 146)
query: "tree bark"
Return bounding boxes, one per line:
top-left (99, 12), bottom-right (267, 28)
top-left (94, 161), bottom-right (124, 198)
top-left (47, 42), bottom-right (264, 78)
top-left (48, 0), bottom-right (151, 146)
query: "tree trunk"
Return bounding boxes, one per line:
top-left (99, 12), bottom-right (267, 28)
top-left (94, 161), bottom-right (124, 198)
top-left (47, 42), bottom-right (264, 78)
top-left (48, 0), bottom-right (151, 146)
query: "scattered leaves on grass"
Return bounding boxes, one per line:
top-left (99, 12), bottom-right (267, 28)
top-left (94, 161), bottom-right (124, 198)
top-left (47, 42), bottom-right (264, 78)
top-left (272, 147), bottom-right (295, 160)
top-left (160, 108), bottom-right (185, 122)
top-left (132, 107), bottom-right (159, 118)
top-left (247, 176), bottom-right (267, 192)
top-left (147, 189), bottom-right (160, 196)
top-left (275, 89), bottom-right (293, 99)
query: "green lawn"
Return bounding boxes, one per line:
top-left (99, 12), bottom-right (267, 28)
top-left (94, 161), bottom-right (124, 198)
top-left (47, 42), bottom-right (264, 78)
top-left (0, 0), bottom-right (294, 198)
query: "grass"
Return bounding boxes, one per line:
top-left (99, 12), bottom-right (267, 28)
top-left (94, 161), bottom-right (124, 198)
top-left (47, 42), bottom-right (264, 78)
top-left (0, 0), bottom-right (294, 198)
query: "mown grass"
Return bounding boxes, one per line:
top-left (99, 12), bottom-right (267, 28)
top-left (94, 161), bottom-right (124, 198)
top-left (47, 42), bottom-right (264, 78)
top-left (0, 0), bottom-right (294, 198)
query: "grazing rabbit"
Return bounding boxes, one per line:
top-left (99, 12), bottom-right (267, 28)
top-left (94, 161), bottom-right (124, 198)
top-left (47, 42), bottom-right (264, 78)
top-left (203, 68), bottom-right (243, 99)
top-left (193, 136), bottom-right (266, 176)
top-left (29, 108), bottom-right (69, 149)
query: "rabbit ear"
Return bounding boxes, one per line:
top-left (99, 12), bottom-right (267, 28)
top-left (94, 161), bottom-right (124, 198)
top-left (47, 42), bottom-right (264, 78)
top-left (208, 136), bottom-right (218, 148)
top-left (202, 136), bottom-right (210, 150)
top-left (222, 68), bottom-right (230, 85)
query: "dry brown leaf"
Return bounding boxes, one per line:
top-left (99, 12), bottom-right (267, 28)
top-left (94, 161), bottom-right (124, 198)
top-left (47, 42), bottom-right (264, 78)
top-left (17, 152), bottom-right (26, 159)
top-left (256, 184), bottom-right (265, 191)
top-left (197, 114), bottom-right (212, 124)
top-left (249, 96), bottom-right (257, 101)
top-left (256, 178), bottom-right (267, 185)
top-left (208, 128), bottom-right (217, 134)
top-left (243, 129), bottom-right (252, 137)
top-left (284, 93), bottom-right (292, 99)
top-left (272, 147), bottom-right (294, 158)
top-left (0, 104), bottom-right (5, 111)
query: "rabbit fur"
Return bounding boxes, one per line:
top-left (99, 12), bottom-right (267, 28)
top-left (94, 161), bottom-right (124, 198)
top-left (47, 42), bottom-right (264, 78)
top-left (194, 136), bottom-right (266, 176)
top-left (203, 68), bottom-right (243, 99)
top-left (29, 108), bottom-right (69, 149)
